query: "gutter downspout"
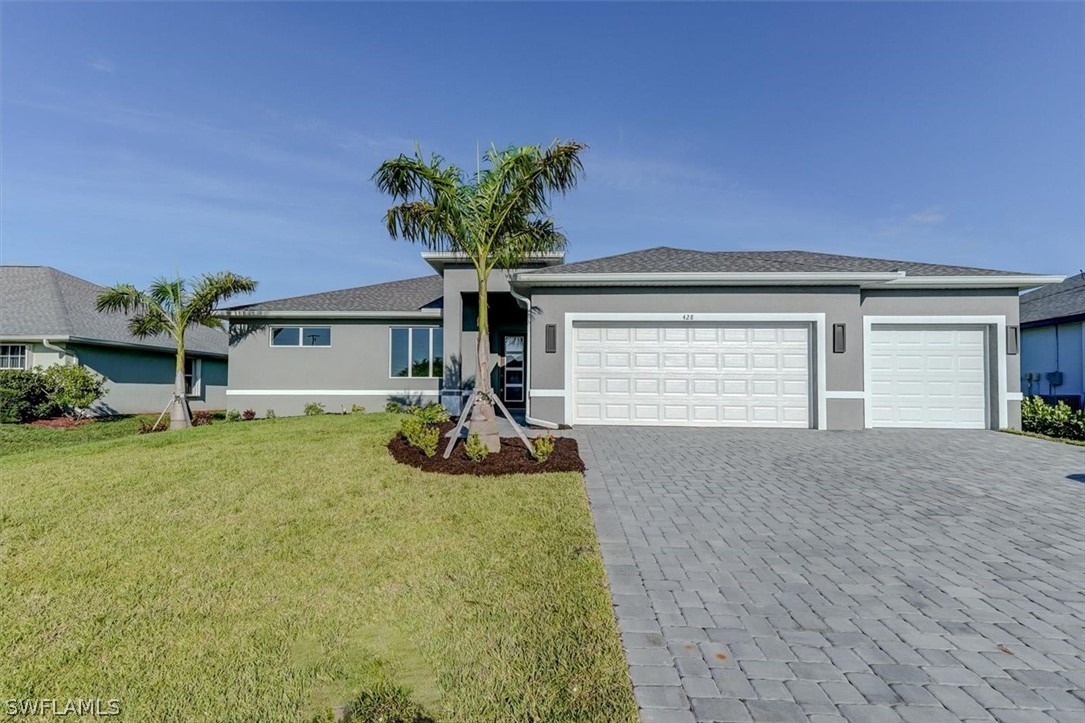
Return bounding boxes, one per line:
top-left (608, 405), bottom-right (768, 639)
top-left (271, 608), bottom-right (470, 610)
top-left (42, 338), bottom-right (77, 365)
top-left (507, 283), bottom-right (559, 430)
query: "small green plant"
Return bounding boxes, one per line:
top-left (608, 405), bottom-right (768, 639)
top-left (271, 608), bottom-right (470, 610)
top-left (241, 409), bottom-right (256, 421)
top-left (385, 401), bottom-right (403, 414)
top-left (304, 402), bottom-right (325, 417)
top-left (464, 432), bottom-right (489, 463)
top-left (351, 403), bottom-right (366, 414)
top-left (407, 402), bottom-right (450, 424)
top-left (532, 434), bottom-right (556, 463)
top-left (265, 408), bottom-right (277, 420)
top-left (39, 364), bottom-right (108, 420)
top-left (347, 682), bottom-right (435, 723)
top-left (225, 409), bottom-right (242, 423)
top-left (191, 410), bottom-right (214, 427)
top-left (1021, 396), bottom-right (1085, 441)
top-left (401, 416), bottom-right (440, 457)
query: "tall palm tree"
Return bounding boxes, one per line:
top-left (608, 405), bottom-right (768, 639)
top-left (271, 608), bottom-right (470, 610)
top-left (374, 140), bottom-right (586, 451)
top-left (96, 272), bottom-right (258, 429)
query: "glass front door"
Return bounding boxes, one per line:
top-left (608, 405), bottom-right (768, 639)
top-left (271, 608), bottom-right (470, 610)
top-left (503, 334), bottom-right (525, 405)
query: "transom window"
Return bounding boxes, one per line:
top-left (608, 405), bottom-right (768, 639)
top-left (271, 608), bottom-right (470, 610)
top-left (390, 327), bottom-right (443, 378)
top-left (0, 344), bottom-right (28, 370)
top-left (270, 326), bottom-right (331, 347)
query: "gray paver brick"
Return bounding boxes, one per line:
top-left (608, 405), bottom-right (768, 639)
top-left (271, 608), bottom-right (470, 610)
top-left (837, 704), bottom-right (904, 722)
top-left (578, 428), bottom-right (1084, 723)
top-left (690, 697), bottom-right (752, 722)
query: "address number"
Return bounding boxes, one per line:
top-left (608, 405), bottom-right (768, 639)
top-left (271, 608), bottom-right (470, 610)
top-left (682, 314), bottom-right (695, 321)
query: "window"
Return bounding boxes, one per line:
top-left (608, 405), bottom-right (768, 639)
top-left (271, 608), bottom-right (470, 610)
top-left (390, 327), bottom-right (442, 378)
top-left (270, 326), bottom-right (331, 347)
top-left (0, 345), bottom-right (28, 370)
top-left (184, 357), bottom-right (202, 397)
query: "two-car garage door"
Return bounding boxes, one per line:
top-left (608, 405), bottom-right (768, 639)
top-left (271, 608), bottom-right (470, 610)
top-left (572, 322), bottom-right (811, 427)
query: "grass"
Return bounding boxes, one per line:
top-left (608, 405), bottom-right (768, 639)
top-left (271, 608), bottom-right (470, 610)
top-left (0, 415), bottom-right (153, 456)
top-left (1001, 428), bottom-right (1085, 447)
top-left (0, 414), bottom-right (636, 722)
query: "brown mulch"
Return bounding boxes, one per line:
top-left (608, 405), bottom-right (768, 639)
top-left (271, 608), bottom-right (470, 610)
top-left (27, 417), bottom-right (87, 429)
top-left (388, 421), bottom-right (585, 476)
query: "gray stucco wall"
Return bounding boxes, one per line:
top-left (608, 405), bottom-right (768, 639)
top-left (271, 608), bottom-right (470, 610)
top-left (227, 318), bottom-right (440, 417)
top-left (71, 344), bottom-right (226, 415)
top-left (522, 285), bottom-right (1022, 430)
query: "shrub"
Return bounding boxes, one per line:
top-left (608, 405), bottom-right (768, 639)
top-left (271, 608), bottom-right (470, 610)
top-left (304, 402), bottom-right (325, 416)
top-left (532, 434), bottom-right (556, 463)
top-left (0, 369), bottom-right (55, 423)
top-left (137, 418), bottom-right (167, 434)
top-left (241, 409), bottom-right (256, 421)
top-left (401, 415), bottom-right (440, 457)
top-left (191, 410), bottom-right (214, 427)
top-left (464, 432), bottom-right (489, 463)
top-left (346, 682), bottom-right (435, 723)
top-left (39, 364), bottom-right (108, 420)
top-left (1021, 396), bottom-right (1085, 441)
top-left (406, 402), bottom-right (450, 424)
top-left (265, 408), bottom-right (277, 420)
top-left (385, 401), bottom-right (403, 414)
top-left (225, 409), bottom-right (242, 423)
top-left (351, 403), bottom-right (366, 414)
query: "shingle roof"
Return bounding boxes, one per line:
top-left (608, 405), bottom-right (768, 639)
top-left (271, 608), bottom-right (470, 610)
top-left (1020, 273), bottom-right (1085, 325)
top-left (521, 246), bottom-right (1036, 277)
top-left (225, 274), bottom-right (443, 314)
top-left (0, 266), bottom-right (227, 356)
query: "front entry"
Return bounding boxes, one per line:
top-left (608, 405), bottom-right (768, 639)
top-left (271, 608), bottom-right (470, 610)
top-left (502, 334), bottom-right (526, 406)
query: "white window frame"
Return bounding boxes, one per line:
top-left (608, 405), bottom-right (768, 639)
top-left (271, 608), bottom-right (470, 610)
top-left (0, 344), bottom-right (30, 370)
top-left (389, 327), bottom-right (442, 379)
top-left (269, 326), bottom-right (333, 348)
top-left (184, 357), bottom-right (203, 398)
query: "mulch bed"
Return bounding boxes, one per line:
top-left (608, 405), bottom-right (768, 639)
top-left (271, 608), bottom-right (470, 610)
top-left (388, 421), bottom-right (585, 476)
top-left (27, 418), bottom-right (87, 429)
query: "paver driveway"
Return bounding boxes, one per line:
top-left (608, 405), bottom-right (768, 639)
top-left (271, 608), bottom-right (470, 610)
top-left (575, 428), bottom-right (1085, 723)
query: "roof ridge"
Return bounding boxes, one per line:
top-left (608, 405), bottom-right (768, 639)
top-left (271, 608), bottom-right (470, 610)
top-left (45, 267), bottom-right (76, 335)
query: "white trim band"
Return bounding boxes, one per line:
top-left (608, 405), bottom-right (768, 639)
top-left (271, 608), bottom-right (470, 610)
top-left (227, 389), bottom-right (441, 396)
top-left (1006, 392), bottom-right (1024, 401)
top-left (528, 389), bottom-right (567, 398)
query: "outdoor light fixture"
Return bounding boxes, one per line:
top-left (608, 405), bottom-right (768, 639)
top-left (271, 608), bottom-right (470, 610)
top-left (1006, 325), bottom-right (1019, 355)
top-left (545, 324), bottom-right (557, 353)
top-left (833, 323), bottom-right (846, 353)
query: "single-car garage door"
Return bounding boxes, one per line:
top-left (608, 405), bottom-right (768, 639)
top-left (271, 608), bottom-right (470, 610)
top-left (867, 324), bottom-right (988, 429)
top-left (571, 322), bottom-right (811, 427)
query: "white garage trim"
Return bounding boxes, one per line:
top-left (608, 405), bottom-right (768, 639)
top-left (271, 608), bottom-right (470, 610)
top-left (227, 389), bottom-right (440, 396)
top-left (564, 312), bottom-right (827, 429)
top-left (825, 390), bottom-right (866, 399)
top-left (862, 315), bottom-right (1007, 429)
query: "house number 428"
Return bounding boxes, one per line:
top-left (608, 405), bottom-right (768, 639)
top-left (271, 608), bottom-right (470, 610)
top-left (682, 314), bottom-right (695, 321)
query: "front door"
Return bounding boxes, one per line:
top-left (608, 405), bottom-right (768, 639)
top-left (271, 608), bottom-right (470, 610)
top-left (503, 334), bottom-right (525, 406)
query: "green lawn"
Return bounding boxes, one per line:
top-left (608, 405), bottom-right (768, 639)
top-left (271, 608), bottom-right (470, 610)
top-left (0, 415), bottom-right (157, 457)
top-left (0, 414), bottom-right (636, 722)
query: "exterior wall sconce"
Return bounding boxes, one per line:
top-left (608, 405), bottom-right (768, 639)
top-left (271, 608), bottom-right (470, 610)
top-left (1006, 325), bottom-right (1019, 355)
top-left (832, 323), bottom-right (846, 354)
top-left (545, 324), bottom-right (557, 353)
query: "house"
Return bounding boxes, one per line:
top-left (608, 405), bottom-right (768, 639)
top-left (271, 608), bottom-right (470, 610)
top-left (0, 266), bottom-right (227, 415)
top-left (1020, 272), bottom-right (1085, 408)
top-left (221, 247), bottom-right (1062, 430)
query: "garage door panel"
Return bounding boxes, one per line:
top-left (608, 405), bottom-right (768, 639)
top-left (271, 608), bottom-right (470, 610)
top-left (573, 322), bottom-right (810, 427)
top-left (868, 325), bottom-right (987, 429)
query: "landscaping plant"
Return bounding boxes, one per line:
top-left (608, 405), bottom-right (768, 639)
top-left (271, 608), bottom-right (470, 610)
top-left (0, 369), bottom-right (58, 423)
top-left (532, 434), bottom-right (555, 463)
top-left (225, 409), bottom-right (242, 423)
top-left (1021, 396), bottom-right (1085, 441)
top-left (304, 402), bottom-right (325, 416)
top-left (265, 408), bottom-right (277, 420)
top-left (406, 402), bottom-right (450, 424)
top-left (351, 403), bottom-right (366, 414)
top-left (401, 415), bottom-right (440, 457)
top-left (38, 364), bottom-right (108, 421)
top-left (242, 409), bottom-right (256, 421)
top-left (95, 271), bottom-right (257, 430)
top-left (191, 410), bottom-right (214, 427)
top-left (374, 139), bottom-right (586, 452)
top-left (464, 432), bottom-right (489, 462)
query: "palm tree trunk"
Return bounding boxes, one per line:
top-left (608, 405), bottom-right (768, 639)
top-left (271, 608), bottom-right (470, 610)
top-left (170, 341), bottom-right (192, 430)
top-left (470, 273), bottom-right (501, 452)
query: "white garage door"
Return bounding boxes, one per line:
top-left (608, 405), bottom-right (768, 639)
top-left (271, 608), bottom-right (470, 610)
top-left (571, 322), bottom-right (811, 427)
top-left (868, 325), bottom-right (988, 429)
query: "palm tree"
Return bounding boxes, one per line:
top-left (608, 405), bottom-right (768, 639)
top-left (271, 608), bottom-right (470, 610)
top-left (96, 272), bottom-right (258, 429)
top-left (374, 140), bottom-right (586, 451)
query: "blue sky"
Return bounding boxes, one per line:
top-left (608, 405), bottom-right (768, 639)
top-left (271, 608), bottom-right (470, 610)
top-left (2, 2), bottom-right (1082, 302)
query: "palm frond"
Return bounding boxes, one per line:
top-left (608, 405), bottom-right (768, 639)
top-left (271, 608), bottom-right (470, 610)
top-left (127, 307), bottom-right (172, 339)
top-left (186, 272), bottom-right (258, 327)
top-left (94, 284), bottom-right (148, 315)
top-left (147, 277), bottom-right (185, 316)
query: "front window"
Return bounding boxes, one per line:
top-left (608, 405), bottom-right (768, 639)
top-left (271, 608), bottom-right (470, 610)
top-left (270, 326), bottom-right (331, 347)
top-left (0, 345), bottom-right (28, 370)
top-left (390, 327), bottom-right (442, 378)
top-left (184, 357), bottom-right (202, 396)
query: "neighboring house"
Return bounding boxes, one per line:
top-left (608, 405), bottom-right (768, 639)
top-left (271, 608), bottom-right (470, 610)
top-left (1020, 272), bottom-right (1085, 408)
top-left (0, 266), bottom-right (227, 415)
top-left (221, 247), bottom-right (1061, 430)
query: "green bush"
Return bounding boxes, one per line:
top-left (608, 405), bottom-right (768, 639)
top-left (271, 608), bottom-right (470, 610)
top-left (385, 401), bottom-right (403, 414)
top-left (532, 434), bottom-right (555, 463)
top-left (346, 682), bottom-right (435, 723)
top-left (464, 432), bottom-right (489, 463)
top-left (304, 402), bottom-right (325, 417)
top-left (401, 415), bottom-right (440, 457)
top-left (225, 409), bottom-right (242, 423)
top-left (265, 408), bottom-right (277, 420)
top-left (351, 403), bottom-right (366, 414)
top-left (0, 369), bottom-right (56, 423)
top-left (39, 364), bottom-right (107, 420)
top-left (406, 402), bottom-right (450, 424)
top-left (1021, 396), bottom-right (1085, 441)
